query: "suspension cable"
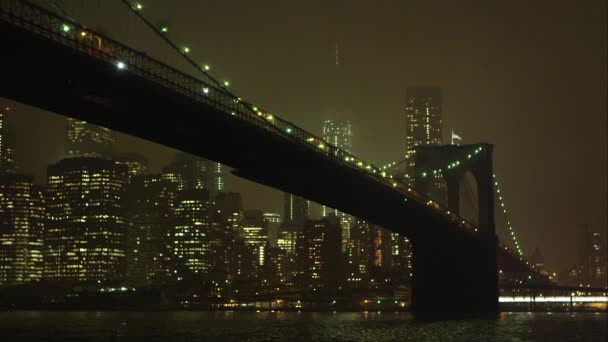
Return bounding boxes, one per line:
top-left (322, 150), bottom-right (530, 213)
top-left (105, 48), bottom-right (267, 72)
top-left (118, 0), bottom-right (232, 96)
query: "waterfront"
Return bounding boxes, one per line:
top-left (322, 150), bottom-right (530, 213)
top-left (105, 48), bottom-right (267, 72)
top-left (0, 311), bottom-right (606, 341)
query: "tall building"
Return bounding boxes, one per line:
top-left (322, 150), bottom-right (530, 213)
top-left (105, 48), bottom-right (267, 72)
top-left (172, 189), bottom-right (212, 280)
top-left (405, 87), bottom-right (445, 203)
top-left (0, 108), bottom-right (18, 173)
top-left (65, 118), bottom-right (115, 159)
top-left (404, 87), bottom-right (442, 158)
top-left (212, 192), bottom-right (244, 277)
top-left (124, 175), bottom-right (177, 286)
top-left (283, 194), bottom-right (309, 228)
top-left (45, 158), bottom-right (129, 282)
top-left (579, 224), bottom-right (606, 286)
top-left (344, 219), bottom-right (374, 288)
top-left (241, 210), bottom-right (269, 275)
top-left (322, 119), bottom-right (352, 154)
top-left (263, 212), bottom-right (281, 247)
top-left (297, 215), bottom-right (342, 292)
top-left (0, 174), bottom-right (45, 286)
top-left (162, 153), bottom-right (224, 199)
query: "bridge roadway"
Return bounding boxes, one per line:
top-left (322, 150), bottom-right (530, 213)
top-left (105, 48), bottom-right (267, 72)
top-left (0, 0), bottom-right (502, 317)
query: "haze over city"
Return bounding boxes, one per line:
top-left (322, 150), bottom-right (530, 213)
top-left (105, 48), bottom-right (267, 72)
top-left (0, 0), bottom-right (606, 340)
top-left (6, 0), bottom-right (606, 273)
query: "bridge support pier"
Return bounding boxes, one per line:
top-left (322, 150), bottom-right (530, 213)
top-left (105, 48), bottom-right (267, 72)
top-left (411, 229), bottom-right (498, 319)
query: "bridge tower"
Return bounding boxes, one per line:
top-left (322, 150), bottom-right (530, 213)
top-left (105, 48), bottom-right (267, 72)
top-left (411, 143), bottom-right (498, 317)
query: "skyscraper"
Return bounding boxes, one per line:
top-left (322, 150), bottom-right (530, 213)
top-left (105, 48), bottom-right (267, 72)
top-left (283, 194), bottom-right (309, 228)
top-left (45, 157), bottom-right (129, 282)
top-left (405, 87), bottom-right (442, 158)
top-left (322, 119), bottom-right (352, 155)
top-left (0, 174), bottom-right (45, 286)
top-left (172, 189), bottom-right (212, 280)
top-left (405, 87), bottom-right (445, 203)
top-left (124, 175), bottom-right (178, 286)
top-left (297, 215), bottom-right (342, 292)
top-left (162, 153), bottom-right (224, 200)
top-left (579, 224), bottom-right (606, 287)
top-left (241, 210), bottom-right (269, 274)
top-left (263, 212), bottom-right (281, 247)
top-left (65, 119), bottom-right (115, 159)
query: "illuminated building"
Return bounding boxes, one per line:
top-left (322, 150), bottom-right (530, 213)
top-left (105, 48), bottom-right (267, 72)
top-left (172, 189), bottom-right (212, 279)
top-left (241, 210), bottom-right (269, 273)
top-left (263, 212), bottom-right (281, 247)
top-left (162, 153), bottom-right (224, 199)
top-left (405, 87), bottom-right (445, 203)
top-left (344, 219), bottom-right (374, 287)
top-left (115, 153), bottom-right (149, 179)
top-left (297, 215), bottom-right (342, 292)
top-left (213, 192), bottom-right (244, 275)
top-left (283, 193), bottom-right (309, 227)
top-left (579, 224), bottom-right (606, 286)
top-left (278, 230), bottom-right (298, 255)
top-left (322, 119), bottom-right (352, 155)
top-left (0, 174), bottom-right (45, 286)
top-left (0, 108), bottom-right (18, 173)
top-left (264, 246), bottom-right (292, 287)
top-left (45, 158), bottom-right (129, 282)
top-left (371, 226), bottom-right (412, 281)
top-left (124, 175), bottom-right (177, 286)
top-left (405, 87), bottom-right (442, 158)
top-left (65, 118), bottom-right (115, 159)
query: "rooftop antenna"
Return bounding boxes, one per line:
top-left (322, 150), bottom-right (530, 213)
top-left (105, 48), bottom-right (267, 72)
top-left (335, 42), bottom-right (339, 65)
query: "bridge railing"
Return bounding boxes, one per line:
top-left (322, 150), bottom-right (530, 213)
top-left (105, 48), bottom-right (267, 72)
top-left (1, 0), bottom-right (477, 232)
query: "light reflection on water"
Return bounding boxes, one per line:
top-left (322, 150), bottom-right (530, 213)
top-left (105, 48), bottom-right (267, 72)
top-left (0, 311), bottom-right (606, 341)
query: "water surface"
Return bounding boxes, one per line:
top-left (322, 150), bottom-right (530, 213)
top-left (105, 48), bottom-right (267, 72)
top-left (0, 311), bottom-right (606, 341)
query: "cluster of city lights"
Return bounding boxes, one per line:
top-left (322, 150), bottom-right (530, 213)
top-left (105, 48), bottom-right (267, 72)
top-left (61, 3), bottom-right (525, 264)
top-left (493, 174), bottom-right (524, 257)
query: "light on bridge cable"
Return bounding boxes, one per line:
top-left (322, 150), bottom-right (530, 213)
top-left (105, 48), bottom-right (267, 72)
top-left (160, 26), bottom-right (168, 33)
top-left (182, 47), bottom-right (190, 54)
top-left (61, 24), bottom-right (71, 32)
top-left (116, 61), bottom-right (126, 70)
top-left (133, 2), bottom-right (143, 11)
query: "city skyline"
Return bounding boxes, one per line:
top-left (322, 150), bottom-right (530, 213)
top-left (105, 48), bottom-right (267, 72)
top-left (1, 0), bottom-right (606, 277)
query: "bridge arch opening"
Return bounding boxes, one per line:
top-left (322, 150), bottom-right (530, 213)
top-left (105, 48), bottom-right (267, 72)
top-left (459, 171), bottom-right (479, 225)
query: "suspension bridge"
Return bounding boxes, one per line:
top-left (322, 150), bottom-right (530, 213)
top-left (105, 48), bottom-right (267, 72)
top-left (0, 0), bottom-right (553, 317)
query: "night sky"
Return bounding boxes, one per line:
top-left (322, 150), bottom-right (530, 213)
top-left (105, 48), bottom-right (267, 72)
top-left (3, 0), bottom-right (606, 274)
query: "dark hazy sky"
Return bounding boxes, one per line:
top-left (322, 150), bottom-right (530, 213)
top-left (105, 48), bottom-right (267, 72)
top-left (3, 0), bottom-right (606, 273)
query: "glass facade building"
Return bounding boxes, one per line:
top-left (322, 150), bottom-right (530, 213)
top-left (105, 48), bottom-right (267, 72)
top-left (0, 174), bottom-right (45, 286)
top-left (45, 157), bottom-right (129, 282)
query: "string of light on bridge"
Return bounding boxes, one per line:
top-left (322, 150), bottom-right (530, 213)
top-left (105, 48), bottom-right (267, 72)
top-left (493, 174), bottom-right (524, 257)
top-left (379, 146), bottom-right (526, 258)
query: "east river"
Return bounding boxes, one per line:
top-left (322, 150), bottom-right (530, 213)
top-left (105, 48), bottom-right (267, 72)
top-left (0, 311), bottom-right (606, 341)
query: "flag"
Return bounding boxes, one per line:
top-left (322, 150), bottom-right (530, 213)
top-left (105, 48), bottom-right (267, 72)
top-left (451, 129), bottom-right (462, 144)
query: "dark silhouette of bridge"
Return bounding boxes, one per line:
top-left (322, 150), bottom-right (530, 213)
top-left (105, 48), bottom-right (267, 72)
top-left (0, 0), bottom-right (548, 317)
